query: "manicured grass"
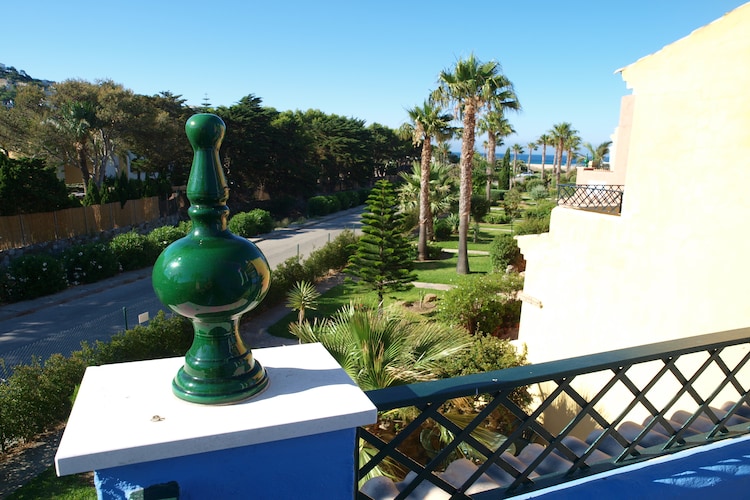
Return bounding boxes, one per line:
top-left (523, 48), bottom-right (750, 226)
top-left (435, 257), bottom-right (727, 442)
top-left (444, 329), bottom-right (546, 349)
top-left (8, 468), bottom-right (95, 500)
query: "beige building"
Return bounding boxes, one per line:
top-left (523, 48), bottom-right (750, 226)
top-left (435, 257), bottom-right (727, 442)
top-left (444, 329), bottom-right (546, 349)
top-left (517, 2), bottom-right (750, 365)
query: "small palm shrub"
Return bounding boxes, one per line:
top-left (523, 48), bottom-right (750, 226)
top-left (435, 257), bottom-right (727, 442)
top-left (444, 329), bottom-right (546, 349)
top-left (514, 217), bottom-right (551, 235)
top-left (290, 303), bottom-right (471, 390)
top-left (0, 254), bottom-right (67, 302)
top-left (109, 231), bottom-right (157, 271)
top-left (62, 242), bottom-right (118, 285)
top-left (286, 281), bottom-right (321, 324)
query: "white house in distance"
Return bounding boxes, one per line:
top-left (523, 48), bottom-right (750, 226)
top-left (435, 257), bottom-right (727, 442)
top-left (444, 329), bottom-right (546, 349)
top-left (516, 2), bottom-right (750, 365)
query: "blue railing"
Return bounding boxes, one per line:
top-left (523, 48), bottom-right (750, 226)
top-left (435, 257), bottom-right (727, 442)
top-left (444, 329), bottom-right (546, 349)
top-left (357, 328), bottom-right (750, 498)
top-left (557, 184), bottom-right (624, 215)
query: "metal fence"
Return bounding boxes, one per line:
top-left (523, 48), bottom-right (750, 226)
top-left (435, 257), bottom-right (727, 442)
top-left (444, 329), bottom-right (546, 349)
top-left (557, 184), bottom-right (625, 215)
top-left (358, 328), bottom-right (750, 498)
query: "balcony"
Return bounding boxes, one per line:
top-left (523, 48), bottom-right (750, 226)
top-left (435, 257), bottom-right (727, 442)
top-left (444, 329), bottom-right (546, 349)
top-left (358, 328), bottom-right (750, 498)
top-left (557, 184), bottom-right (625, 215)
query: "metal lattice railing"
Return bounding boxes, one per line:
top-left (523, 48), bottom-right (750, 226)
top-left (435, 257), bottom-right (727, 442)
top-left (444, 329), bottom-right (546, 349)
top-left (357, 328), bottom-right (750, 499)
top-left (557, 184), bottom-right (624, 215)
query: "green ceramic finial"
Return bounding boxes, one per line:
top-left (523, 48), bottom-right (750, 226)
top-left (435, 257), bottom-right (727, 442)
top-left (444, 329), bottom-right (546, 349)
top-left (152, 113), bottom-right (270, 404)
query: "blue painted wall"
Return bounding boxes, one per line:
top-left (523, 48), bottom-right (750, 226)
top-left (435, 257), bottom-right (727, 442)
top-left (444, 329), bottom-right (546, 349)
top-left (95, 428), bottom-right (356, 499)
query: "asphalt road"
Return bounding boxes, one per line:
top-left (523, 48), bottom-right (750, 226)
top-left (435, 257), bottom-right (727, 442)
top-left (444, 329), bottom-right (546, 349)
top-left (0, 208), bottom-right (362, 378)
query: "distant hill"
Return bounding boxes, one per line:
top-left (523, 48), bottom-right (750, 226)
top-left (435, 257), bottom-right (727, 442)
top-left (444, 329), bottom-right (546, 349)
top-left (0, 63), bottom-right (55, 106)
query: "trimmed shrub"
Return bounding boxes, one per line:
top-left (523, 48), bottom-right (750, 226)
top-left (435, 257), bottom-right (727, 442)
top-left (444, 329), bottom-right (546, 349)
top-left (1, 254), bottom-right (67, 302)
top-left (147, 224), bottom-right (188, 253)
top-left (62, 242), bottom-right (119, 285)
top-left (470, 195), bottom-right (492, 222)
top-left (307, 196), bottom-right (331, 217)
top-left (433, 218), bottom-right (452, 241)
top-left (529, 184), bottom-right (550, 201)
top-left (304, 229), bottom-right (358, 278)
top-left (438, 273), bottom-right (524, 336)
top-left (514, 217), bottom-right (550, 235)
top-left (109, 231), bottom-right (157, 271)
top-left (491, 189), bottom-right (506, 203)
top-left (228, 209), bottom-right (274, 237)
top-left (489, 233), bottom-right (522, 272)
top-left (484, 212), bottom-right (512, 225)
top-left (525, 199), bottom-right (556, 219)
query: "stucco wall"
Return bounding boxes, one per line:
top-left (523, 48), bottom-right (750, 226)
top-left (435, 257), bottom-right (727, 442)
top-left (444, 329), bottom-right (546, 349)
top-left (518, 3), bottom-right (750, 365)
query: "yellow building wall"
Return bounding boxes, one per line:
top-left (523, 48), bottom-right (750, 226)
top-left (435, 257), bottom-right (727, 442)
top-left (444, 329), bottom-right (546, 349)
top-left (517, 3), bottom-right (750, 365)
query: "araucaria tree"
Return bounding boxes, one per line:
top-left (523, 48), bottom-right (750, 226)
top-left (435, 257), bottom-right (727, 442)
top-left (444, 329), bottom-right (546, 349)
top-left (434, 54), bottom-right (519, 274)
top-left (347, 179), bottom-right (417, 307)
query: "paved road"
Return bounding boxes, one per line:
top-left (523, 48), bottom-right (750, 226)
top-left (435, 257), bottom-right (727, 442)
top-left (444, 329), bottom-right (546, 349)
top-left (0, 208), bottom-right (362, 378)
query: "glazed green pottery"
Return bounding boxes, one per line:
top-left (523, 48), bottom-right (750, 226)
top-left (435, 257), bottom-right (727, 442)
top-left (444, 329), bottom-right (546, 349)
top-left (152, 113), bottom-right (270, 404)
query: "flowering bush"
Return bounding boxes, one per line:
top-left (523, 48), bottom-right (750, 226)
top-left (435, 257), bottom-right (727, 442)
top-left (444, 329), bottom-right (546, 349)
top-left (0, 254), bottom-right (67, 302)
top-left (109, 231), bottom-right (158, 271)
top-left (62, 243), bottom-right (118, 285)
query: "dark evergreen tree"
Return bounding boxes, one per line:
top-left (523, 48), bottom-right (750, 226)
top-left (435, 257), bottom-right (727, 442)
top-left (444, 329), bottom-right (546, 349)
top-left (499, 148), bottom-right (512, 190)
top-left (347, 179), bottom-right (417, 307)
top-left (0, 155), bottom-right (76, 215)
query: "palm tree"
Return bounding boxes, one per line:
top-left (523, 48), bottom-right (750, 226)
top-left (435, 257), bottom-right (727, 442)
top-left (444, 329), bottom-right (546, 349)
top-left (51, 101), bottom-right (97, 193)
top-left (398, 162), bottom-right (457, 224)
top-left (564, 133), bottom-right (582, 173)
top-left (583, 140), bottom-right (613, 168)
top-left (549, 122), bottom-right (577, 187)
top-left (405, 100), bottom-right (454, 261)
top-left (433, 54), bottom-right (519, 274)
top-left (511, 143), bottom-right (524, 187)
top-left (537, 133), bottom-right (552, 183)
top-left (526, 141), bottom-right (537, 173)
top-left (478, 113), bottom-right (514, 201)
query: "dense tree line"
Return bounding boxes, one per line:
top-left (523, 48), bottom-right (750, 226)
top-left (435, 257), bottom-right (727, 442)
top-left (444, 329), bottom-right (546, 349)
top-left (0, 80), bottom-right (416, 216)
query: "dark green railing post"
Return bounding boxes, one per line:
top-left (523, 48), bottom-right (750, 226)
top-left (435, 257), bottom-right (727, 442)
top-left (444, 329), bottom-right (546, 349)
top-left (152, 113), bottom-right (271, 404)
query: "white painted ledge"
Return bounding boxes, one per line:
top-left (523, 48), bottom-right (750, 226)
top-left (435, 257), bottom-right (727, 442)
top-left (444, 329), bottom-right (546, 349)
top-left (55, 342), bottom-right (377, 476)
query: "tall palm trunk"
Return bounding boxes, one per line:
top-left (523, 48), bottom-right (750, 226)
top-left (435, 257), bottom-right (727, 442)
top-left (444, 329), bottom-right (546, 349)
top-left (418, 136), bottom-right (433, 261)
top-left (457, 104), bottom-right (476, 275)
top-left (485, 132), bottom-right (496, 201)
top-left (76, 142), bottom-right (91, 193)
top-left (555, 140), bottom-right (563, 187)
top-left (541, 143), bottom-right (547, 183)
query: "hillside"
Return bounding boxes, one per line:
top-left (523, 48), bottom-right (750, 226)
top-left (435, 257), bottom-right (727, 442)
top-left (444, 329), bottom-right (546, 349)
top-left (0, 63), bottom-right (55, 106)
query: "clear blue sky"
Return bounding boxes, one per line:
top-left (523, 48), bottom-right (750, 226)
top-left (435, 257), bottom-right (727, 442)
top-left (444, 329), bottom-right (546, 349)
top-left (3, 0), bottom-right (746, 149)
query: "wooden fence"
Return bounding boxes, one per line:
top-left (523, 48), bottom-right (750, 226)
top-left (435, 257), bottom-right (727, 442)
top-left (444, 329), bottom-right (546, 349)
top-left (0, 197), bottom-right (162, 251)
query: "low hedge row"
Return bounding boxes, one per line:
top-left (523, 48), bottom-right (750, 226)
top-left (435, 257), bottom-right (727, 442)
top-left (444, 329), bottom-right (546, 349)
top-left (0, 209), bottom-right (277, 304)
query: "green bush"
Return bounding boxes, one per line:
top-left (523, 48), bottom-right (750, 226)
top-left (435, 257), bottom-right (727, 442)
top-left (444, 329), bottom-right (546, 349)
top-left (437, 335), bottom-right (529, 378)
top-left (470, 195), bottom-right (492, 222)
top-left (491, 189), bottom-right (506, 202)
top-left (1, 254), bottom-right (67, 302)
top-left (147, 224), bottom-right (187, 253)
top-left (529, 184), bottom-right (549, 201)
top-left (433, 218), bottom-right (453, 240)
top-left (307, 196), bottom-right (331, 217)
top-left (502, 188), bottom-right (523, 219)
top-left (228, 209), bottom-right (274, 237)
top-left (303, 229), bottom-right (358, 278)
top-left (525, 199), bottom-right (556, 219)
top-left (514, 217), bottom-right (550, 235)
top-left (109, 231), bottom-right (157, 271)
top-left (489, 233), bottom-right (522, 272)
top-left (438, 273), bottom-right (524, 336)
top-left (62, 242), bottom-right (118, 285)
top-left (484, 212), bottom-right (512, 225)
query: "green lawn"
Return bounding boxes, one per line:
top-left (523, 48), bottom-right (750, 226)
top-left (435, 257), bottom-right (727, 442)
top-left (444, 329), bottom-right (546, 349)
top-left (8, 468), bottom-right (95, 500)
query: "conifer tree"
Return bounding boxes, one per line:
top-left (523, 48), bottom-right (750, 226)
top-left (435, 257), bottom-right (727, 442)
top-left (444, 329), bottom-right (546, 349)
top-left (347, 179), bottom-right (417, 307)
